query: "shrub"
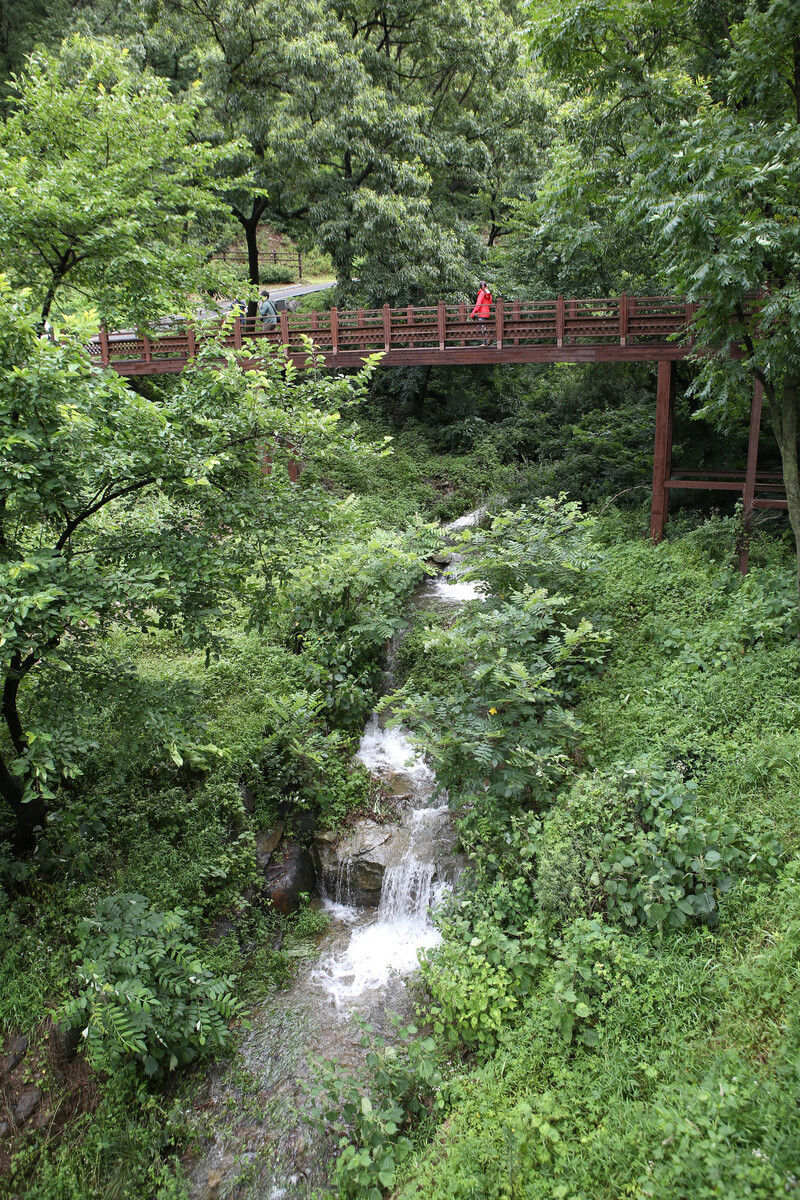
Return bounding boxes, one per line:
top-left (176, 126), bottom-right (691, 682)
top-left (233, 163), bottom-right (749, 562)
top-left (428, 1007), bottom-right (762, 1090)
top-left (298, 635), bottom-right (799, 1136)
top-left (312, 1020), bottom-right (445, 1199)
top-left (59, 893), bottom-right (244, 1076)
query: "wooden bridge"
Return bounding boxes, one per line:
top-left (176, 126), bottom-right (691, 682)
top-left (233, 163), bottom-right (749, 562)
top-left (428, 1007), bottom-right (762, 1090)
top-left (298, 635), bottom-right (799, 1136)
top-left (90, 294), bottom-right (783, 571)
top-left (93, 294), bottom-right (706, 375)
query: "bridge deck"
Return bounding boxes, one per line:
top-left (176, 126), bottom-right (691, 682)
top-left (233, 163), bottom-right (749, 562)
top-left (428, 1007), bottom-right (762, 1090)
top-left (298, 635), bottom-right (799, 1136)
top-left (91, 294), bottom-right (724, 374)
top-left (88, 293), bottom-right (780, 572)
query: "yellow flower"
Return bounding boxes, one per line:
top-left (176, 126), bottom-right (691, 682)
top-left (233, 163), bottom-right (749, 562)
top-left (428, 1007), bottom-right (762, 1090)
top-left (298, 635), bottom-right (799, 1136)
top-left (488, 707), bottom-right (498, 715)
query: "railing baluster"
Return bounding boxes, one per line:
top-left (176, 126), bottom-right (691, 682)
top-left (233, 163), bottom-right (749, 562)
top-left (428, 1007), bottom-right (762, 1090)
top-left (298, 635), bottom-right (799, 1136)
top-left (331, 306), bottom-right (339, 354)
top-left (458, 302), bottom-right (465, 346)
top-left (234, 314), bottom-right (242, 350)
top-left (556, 295), bottom-right (564, 347)
top-left (280, 310), bottom-right (290, 347)
top-left (383, 304), bottom-right (391, 351)
top-left (620, 292), bottom-right (628, 346)
top-left (407, 304), bottom-right (415, 348)
top-left (495, 297), bottom-right (504, 349)
top-left (143, 332), bottom-right (152, 364)
top-left (438, 301), bottom-right (446, 350)
top-left (187, 323), bottom-right (196, 360)
top-left (512, 300), bottom-right (520, 346)
top-left (99, 322), bottom-right (110, 367)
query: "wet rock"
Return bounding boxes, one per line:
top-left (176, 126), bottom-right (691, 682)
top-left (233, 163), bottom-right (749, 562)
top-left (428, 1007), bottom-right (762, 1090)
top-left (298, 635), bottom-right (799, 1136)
top-left (13, 1086), bottom-right (41, 1126)
top-left (285, 808), bottom-right (318, 839)
top-left (313, 821), bottom-right (401, 907)
top-left (0, 1120), bottom-right (10, 1139)
top-left (195, 1167), bottom-right (224, 1200)
top-left (208, 915), bottom-right (238, 944)
top-left (265, 842), bottom-right (315, 915)
top-left (256, 822), bottom-right (284, 869)
top-left (50, 1023), bottom-right (81, 1065)
top-left (0, 1034), bottom-right (28, 1077)
top-left (239, 781), bottom-right (255, 813)
top-left (429, 551), bottom-right (452, 565)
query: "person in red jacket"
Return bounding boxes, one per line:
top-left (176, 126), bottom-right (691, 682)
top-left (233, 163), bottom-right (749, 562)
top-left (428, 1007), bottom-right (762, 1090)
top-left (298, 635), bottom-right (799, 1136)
top-left (471, 281), bottom-right (492, 344)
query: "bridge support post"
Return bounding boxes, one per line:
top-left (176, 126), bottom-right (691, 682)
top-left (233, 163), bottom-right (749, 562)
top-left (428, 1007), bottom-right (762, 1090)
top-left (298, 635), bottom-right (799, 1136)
top-left (650, 360), bottom-right (674, 543)
top-left (738, 376), bottom-right (764, 574)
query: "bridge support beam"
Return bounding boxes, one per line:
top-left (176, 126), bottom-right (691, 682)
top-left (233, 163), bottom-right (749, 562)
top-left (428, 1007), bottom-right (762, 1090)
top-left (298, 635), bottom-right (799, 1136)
top-left (650, 360), bottom-right (674, 544)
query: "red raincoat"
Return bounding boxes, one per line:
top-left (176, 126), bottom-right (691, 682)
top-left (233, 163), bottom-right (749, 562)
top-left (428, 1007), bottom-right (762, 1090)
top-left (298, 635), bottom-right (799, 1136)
top-left (471, 286), bottom-right (492, 319)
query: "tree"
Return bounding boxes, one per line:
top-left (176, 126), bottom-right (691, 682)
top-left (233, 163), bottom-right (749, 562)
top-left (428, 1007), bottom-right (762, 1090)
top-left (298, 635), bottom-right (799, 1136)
top-left (0, 277), bottom-right (377, 852)
top-left (119, 0), bottom-right (540, 304)
top-left (527, 0), bottom-right (800, 596)
top-left (0, 35), bottom-right (230, 326)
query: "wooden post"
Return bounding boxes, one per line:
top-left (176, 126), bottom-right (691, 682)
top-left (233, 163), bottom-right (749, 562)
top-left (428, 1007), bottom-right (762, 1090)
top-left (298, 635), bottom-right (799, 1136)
top-left (567, 298), bottom-right (577, 345)
top-left (739, 376), bottom-right (764, 574)
top-left (513, 299), bottom-right (520, 346)
top-left (280, 310), bottom-right (290, 346)
top-left (438, 301), bottom-right (446, 351)
top-left (260, 443), bottom-right (273, 477)
top-left (383, 304), bottom-right (391, 351)
top-left (187, 323), bottom-right (196, 359)
top-left (357, 307), bottom-right (365, 328)
top-left (556, 294), bottom-right (564, 347)
top-left (495, 297), bottom-right (504, 349)
top-left (143, 332), bottom-right (152, 364)
top-left (650, 360), bottom-right (674, 543)
top-left (99, 322), bottom-right (110, 367)
top-left (233, 314), bottom-right (242, 350)
top-left (330, 306), bottom-right (339, 355)
top-left (619, 293), bottom-right (628, 346)
top-left (288, 457), bottom-right (299, 483)
top-left (458, 302), bottom-right (465, 347)
top-left (407, 304), bottom-right (415, 348)
top-left (298, 251), bottom-right (303, 280)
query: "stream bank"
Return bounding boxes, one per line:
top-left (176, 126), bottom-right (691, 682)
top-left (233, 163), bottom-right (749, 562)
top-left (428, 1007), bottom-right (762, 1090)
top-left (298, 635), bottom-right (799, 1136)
top-left (186, 510), bottom-right (488, 1200)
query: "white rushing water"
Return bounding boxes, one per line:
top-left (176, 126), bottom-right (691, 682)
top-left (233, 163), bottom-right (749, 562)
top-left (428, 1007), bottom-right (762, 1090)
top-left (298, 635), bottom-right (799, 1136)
top-left (312, 721), bottom-right (451, 1008)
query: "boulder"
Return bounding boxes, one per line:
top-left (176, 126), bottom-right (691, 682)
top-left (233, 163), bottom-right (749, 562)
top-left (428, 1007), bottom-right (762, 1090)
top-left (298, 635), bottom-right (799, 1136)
top-left (313, 821), bottom-right (404, 907)
top-left (265, 842), bottom-right (315, 915)
top-left (255, 822), bottom-right (284, 869)
top-left (0, 1034), bottom-right (28, 1078)
top-left (50, 1023), bottom-right (80, 1066)
top-left (13, 1086), bottom-right (41, 1126)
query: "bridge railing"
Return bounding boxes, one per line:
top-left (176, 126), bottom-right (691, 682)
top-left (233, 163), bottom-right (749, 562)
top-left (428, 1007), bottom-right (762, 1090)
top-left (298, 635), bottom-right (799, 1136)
top-left (90, 294), bottom-right (759, 370)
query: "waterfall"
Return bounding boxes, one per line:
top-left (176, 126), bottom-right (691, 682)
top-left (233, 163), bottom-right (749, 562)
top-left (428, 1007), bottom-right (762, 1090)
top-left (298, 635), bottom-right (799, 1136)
top-left (311, 725), bottom-right (452, 1008)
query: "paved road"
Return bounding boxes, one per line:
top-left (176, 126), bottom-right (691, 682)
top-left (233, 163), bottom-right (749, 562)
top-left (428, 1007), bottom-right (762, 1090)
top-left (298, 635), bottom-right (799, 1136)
top-left (267, 280), bottom-right (335, 302)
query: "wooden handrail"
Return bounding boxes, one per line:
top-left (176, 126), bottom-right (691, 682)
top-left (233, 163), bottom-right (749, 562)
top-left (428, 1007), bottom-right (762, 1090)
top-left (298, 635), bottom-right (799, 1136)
top-left (89, 294), bottom-right (763, 375)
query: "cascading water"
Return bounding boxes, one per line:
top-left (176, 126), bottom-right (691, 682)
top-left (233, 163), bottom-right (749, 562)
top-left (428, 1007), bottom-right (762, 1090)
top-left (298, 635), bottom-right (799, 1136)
top-left (311, 719), bottom-right (451, 1007)
top-left (187, 505), bottom-right (488, 1200)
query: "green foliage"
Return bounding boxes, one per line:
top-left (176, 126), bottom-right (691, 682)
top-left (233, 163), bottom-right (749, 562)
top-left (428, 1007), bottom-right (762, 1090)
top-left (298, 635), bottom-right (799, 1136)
top-left (258, 688), bottom-right (374, 827)
top-left (0, 36), bottom-right (231, 324)
top-left (455, 496), bottom-right (601, 598)
top-left (312, 1020), bottom-right (445, 1199)
top-left (390, 585), bottom-right (609, 825)
top-left (278, 523), bottom-right (440, 726)
top-left (0, 280), bottom-right (377, 849)
top-left (59, 893), bottom-right (244, 1077)
top-left (7, 1074), bottom-right (191, 1200)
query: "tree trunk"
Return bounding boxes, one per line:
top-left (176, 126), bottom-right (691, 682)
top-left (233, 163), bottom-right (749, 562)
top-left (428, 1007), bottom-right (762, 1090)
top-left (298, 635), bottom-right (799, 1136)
top-left (767, 372), bottom-right (800, 599)
top-left (0, 761), bottom-right (45, 855)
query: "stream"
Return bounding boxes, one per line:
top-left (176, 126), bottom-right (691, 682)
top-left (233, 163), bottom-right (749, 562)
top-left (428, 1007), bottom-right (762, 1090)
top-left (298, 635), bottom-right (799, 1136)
top-left (187, 510), bottom-right (487, 1200)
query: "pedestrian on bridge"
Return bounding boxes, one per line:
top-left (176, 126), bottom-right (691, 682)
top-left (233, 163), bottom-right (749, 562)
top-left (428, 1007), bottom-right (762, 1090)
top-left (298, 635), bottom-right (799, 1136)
top-left (258, 290), bottom-right (278, 335)
top-left (471, 281), bottom-right (492, 345)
